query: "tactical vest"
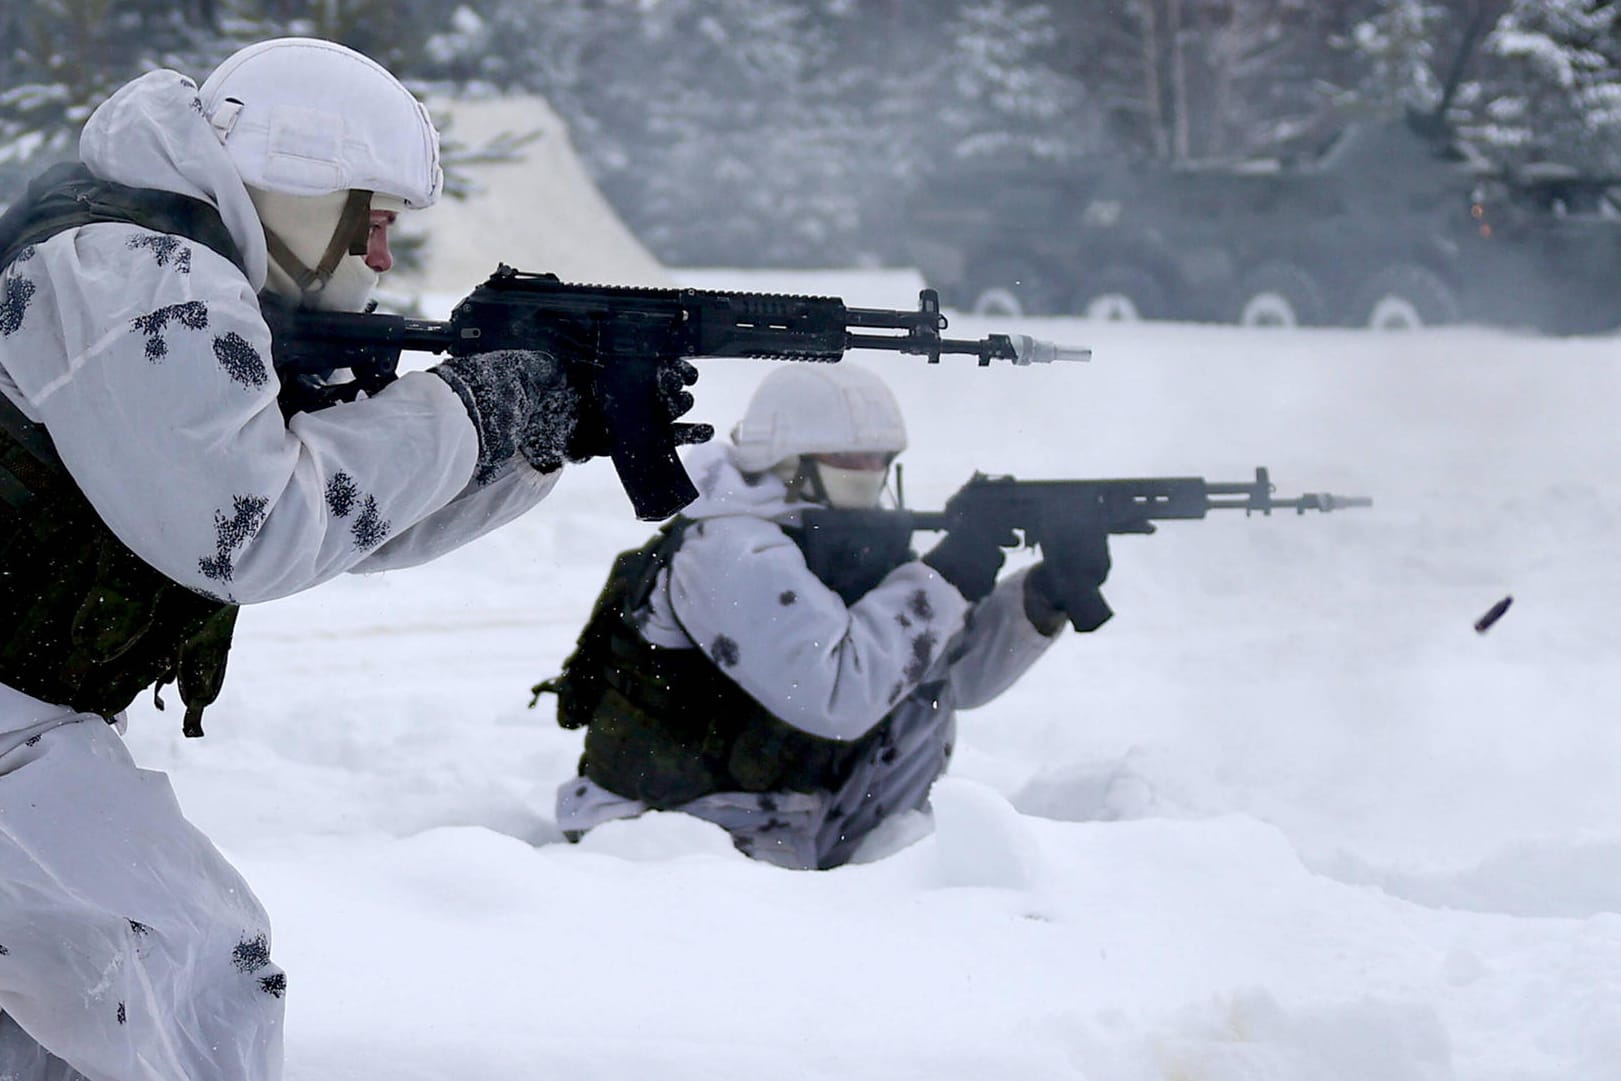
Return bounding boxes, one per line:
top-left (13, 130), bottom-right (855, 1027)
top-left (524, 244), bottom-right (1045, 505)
top-left (0, 163), bottom-right (250, 736)
top-left (535, 520), bottom-right (898, 808)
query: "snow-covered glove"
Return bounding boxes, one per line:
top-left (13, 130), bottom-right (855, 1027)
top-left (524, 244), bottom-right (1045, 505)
top-left (432, 351), bottom-right (708, 485)
top-left (1024, 524), bottom-right (1112, 634)
top-left (432, 349), bottom-right (581, 484)
top-left (922, 517), bottom-right (1012, 603)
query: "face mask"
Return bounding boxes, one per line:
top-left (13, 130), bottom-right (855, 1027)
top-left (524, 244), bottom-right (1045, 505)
top-left (814, 462), bottom-right (889, 509)
top-left (770, 456), bottom-right (892, 509)
top-left (248, 188), bottom-right (378, 312)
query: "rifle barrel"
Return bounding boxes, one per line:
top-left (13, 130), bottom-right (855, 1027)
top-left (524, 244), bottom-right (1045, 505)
top-left (843, 331), bottom-right (1088, 366)
top-left (1206, 494), bottom-right (1372, 513)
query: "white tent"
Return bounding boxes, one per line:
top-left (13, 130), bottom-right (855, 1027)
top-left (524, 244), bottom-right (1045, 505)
top-left (392, 95), bottom-right (671, 299)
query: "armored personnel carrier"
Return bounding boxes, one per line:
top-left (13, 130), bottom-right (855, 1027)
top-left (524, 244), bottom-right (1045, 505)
top-left (906, 25), bottom-right (1621, 335)
top-left (906, 114), bottom-right (1621, 334)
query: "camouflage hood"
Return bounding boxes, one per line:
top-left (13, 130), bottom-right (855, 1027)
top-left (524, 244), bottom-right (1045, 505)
top-left (79, 69), bottom-right (269, 290)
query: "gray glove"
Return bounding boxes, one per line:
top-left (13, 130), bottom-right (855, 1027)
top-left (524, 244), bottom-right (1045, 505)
top-left (433, 351), bottom-right (709, 487)
top-left (432, 349), bottom-right (578, 485)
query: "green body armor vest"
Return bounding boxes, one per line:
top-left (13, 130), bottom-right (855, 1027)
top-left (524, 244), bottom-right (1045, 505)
top-left (0, 163), bottom-right (250, 736)
top-left (537, 520), bottom-right (893, 808)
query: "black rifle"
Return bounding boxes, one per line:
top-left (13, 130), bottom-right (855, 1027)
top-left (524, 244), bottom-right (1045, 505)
top-left (262, 265), bottom-right (1089, 520)
top-left (796, 469), bottom-right (1370, 603)
top-left (904, 468), bottom-right (1372, 543)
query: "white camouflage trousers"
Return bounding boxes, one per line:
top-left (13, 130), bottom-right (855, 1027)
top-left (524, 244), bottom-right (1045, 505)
top-left (557, 693), bottom-right (956, 870)
top-left (0, 693), bottom-right (284, 1081)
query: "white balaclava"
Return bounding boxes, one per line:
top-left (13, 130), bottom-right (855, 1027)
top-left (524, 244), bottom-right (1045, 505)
top-left (770, 456), bottom-right (892, 510)
top-left (248, 186), bottom-right (404, 312)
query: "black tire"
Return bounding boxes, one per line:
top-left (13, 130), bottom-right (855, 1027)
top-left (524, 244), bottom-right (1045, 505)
top-left (1072, 264), bottom-right (1172, 322)
top-left (1350, 264), bottom-right (1462, 329)
top-left (1232, 261), bottom-right (1328, 327)
top-left (967, 258), bottom-right (1068, 317)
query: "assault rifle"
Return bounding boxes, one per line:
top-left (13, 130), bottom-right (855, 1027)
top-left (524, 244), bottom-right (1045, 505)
top-left (794, 469), bottom-right (1371, 623)
top-left (262, 265), bottom-right (1089, 520)
top-left (902, 468), bottom-right (1372, 542)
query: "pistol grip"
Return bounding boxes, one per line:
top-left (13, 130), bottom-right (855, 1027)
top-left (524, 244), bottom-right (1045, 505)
top-left (597, 362), bottom-right (698, 521)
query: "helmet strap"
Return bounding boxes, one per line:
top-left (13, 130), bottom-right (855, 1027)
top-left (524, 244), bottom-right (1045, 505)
top-left (261, 188), bottom-right (373, 295)
top-left (787, 459), bottom-right (832, 506)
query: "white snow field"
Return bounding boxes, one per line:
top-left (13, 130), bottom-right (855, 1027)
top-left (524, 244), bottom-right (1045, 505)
top-left (118, 260), bottom-right (1621, 1081)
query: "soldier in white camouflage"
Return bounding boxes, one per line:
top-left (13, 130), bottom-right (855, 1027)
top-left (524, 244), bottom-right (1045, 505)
top-left (0, 37), bottom-right (701, 1081)
top-left (546, 364), bottom-right (1113, 870)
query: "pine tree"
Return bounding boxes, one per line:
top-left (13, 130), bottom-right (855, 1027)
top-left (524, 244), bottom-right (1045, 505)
top-left (4, 0), bottom-right (1612, 266)
top-left (1343, 0), bottom-right (1452, 115)
top-left (1471, 0), bottom-right (1621, 172)
top-left (942, 1), bottom-right (1094, 163)
top-left (0, 0), bottom-right (524, 207)
top-left (0, 0), bottom-right (231, 200)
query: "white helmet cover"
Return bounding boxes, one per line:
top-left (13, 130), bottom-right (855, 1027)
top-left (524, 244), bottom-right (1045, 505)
top-left (198, 37), bottom-right (442, 207)
top-left (731, 364), bottom-right (908, 474)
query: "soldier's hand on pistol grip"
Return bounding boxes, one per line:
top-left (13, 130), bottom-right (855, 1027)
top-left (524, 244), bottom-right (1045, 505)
top-left (432, 352), bottom-right (710, 485)
top-left (1024, 524), bottom-right (1113, 634)
top-left (922, 517), bottom-right (1014, 603)
top-left (546, 357), bottom-right (711, 470)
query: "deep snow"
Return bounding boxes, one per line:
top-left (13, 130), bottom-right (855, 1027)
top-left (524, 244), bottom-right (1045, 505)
top-left (116, 265), bottom-right (1621, 1081)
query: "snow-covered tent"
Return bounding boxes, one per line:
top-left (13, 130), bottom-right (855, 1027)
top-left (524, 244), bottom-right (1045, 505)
top-left (393, 95), bottom-right (670, 298)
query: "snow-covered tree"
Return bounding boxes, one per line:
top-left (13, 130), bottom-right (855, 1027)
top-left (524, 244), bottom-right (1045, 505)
top-left (1042, 0), bottom-right (1377, 163)
top-left (942, 1), bottom-right (1096, 162)
top-left (0, 0), bottom-right (232, 201)
top-left (1470, 0), bottom-right (1621, 172)
top-left (1343, 0), bottom-right (1453, 115)
top-left (4, 0), bottom-right (1615, 266)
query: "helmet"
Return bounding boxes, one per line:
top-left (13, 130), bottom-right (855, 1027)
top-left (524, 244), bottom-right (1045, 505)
top-left (198, 37), bottom-right (441, 207)
top-left (199, 38), bottom-right (441, 309)
top-left (731, 364), bottom-right (907, 476)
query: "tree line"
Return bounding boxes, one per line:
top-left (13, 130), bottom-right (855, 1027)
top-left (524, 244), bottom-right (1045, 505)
top-left (2, 0), bottom-right (1616, 266)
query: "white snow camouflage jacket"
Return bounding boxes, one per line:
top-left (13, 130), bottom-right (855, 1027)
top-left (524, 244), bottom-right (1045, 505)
top-left (0, 70), bottom-right (555, 618)
top-left (558, 440), bottom-right (1058, 867)
top-left (640, 441), bottom-right (1054, 738)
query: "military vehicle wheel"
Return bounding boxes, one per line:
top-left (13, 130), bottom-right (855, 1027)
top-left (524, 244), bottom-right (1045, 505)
top-left (1352, 265), bottom-right (1462, 329)
top-left (970, 286), bottom-right (1024, 317)
top-left (968, 259), bottom-right (1066, 317)
top-left (1233, 262), bottom-right (1327, 327)
top-left (1074, 265), bottom-right (1169, 322)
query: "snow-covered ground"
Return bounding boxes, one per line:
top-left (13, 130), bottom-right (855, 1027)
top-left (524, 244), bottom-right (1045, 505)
top-left (123, 269), bottom-right (1621, 1081)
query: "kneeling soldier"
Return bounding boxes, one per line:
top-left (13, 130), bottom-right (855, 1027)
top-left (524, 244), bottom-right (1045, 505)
top-left (538, 364), bottom-right (1112, 869)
